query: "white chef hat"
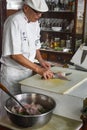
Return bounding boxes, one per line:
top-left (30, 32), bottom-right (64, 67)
top-left (23, 0), bottom-right (48, 12)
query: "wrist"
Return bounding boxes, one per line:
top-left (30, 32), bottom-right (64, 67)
top-left (39, 59), bottom-right (44, 64)
top-left (34, 65), bottom-right (41, 74)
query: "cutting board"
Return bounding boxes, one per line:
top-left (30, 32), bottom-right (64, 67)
top-left (20, 67), bottom-right (87, 94)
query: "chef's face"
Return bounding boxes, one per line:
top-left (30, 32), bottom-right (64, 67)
top-left (23, 5), bottom-right (43, 22)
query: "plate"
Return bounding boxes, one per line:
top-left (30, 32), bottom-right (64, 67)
top-left (51, 27), bottom-right (62, 31)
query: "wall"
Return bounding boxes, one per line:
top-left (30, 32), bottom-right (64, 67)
top-left (7, 0), bottom-right (23, 9)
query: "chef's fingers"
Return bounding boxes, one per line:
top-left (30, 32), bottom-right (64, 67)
top-left (43, 70), bottom-right (54, 79)
top-left (40, 61), bottom-right (51, 70)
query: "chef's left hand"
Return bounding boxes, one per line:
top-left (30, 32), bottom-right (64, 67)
top-left (40, 60), bottom-right (51, 70)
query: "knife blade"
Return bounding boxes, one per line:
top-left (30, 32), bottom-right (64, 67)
top-left (81, 50), bottom-right (87, 64)
top-left (53, 72), bottom-right (71, 81)
top-left (65, 72), bottom-right (72, 76)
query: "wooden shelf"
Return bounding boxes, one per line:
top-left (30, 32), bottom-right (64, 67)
top-left (42, 11), bottom-right (75, 19)
top-left (40, 1), bottom-right (78, 53)
top-left (41, 29), bottom-right (72, 34)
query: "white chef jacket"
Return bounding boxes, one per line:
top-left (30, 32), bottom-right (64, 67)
top-left (0, 10), bottom-right (41, 119)
top-left (1, 10), bottom-right (41, 69)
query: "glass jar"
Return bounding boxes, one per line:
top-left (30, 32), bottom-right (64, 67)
top-left (54, 37), bottom-right (60, 48)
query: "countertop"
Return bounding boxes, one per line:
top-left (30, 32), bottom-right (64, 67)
top-left (0, 114), bottom-right (82, 130)
top-left (0, 66), bottom-right (85, 130)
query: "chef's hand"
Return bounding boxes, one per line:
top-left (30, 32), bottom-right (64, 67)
top-left (43, 69), bottom-right (54, 79)
top-left (37, 67), bottom-right (54, 80)
top-left (39, 60), bottom-right (51, 70)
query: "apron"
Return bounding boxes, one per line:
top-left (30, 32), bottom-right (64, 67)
top-left (0, 64), bottom-right (33, 119)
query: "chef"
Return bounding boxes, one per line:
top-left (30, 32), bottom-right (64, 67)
top-left (0, 0), bottom-right (53, 118)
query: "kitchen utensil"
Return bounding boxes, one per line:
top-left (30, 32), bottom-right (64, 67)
top-left (65, 72), bottom-right (72, 76)
top-left (53, 72), bottom-right (71, 81)
top-left (81, 50), bottom-right (87, 64)
top-left (4, 93), bottom-right (56, 128)
top-left (51, 26), bottom-right (62, 31)
top-left (0, 83), bottom-right (29, 115)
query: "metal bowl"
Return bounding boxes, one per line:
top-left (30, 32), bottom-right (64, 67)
top-left (4, 92), bottom-right (56, 128)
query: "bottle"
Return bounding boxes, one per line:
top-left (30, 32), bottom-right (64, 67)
top-left (60, 39), bottom-right (65, 47)
top-left (66, 35), bottom-right (71, 49)
top-left (44, 33), bottom-right (49, 47)
top-left (58, 0), bottom-right (62, 10)
top-left (50, 38), bottom-right (54, 48)
top-left (72, 1), bottom-right (75, 11)
top-left (54, 37), bottom-right (60, 47)
top-left (70, 36), bottom-right (72, 48)
top-left (68, 0), bottom-right (73, 11)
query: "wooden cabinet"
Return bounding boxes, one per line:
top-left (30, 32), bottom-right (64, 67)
top-left (40, 49), bottom-right (72, 63)
top-left (39, 0), bottom-right (78, 62)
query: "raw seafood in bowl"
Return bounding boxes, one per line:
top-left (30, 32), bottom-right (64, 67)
top-left (4, 93), bottom-right (56, 128)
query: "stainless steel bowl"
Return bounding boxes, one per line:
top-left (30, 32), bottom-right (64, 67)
top-left (4, 92), bottom-right (56, 128)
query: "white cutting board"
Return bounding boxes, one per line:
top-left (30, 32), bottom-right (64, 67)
top-left (20, 67), bottom-right (87, 94)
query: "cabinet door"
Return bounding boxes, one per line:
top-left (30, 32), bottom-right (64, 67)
top-left (40, 49), bottom-right (73, 63)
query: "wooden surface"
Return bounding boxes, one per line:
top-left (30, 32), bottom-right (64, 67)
top-left (40, 49), bottom-right (73, 63)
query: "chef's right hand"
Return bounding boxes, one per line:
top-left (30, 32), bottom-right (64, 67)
top-left (38, 68), bottom-right (54, 80)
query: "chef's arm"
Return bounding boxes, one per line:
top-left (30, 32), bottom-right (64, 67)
top-left (10, 54), bottom-right (53, 79)
top-left (35, 49), bottom-right (51, 70)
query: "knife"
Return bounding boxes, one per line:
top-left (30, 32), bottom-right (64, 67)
top-left (53, 72), bottom-right (71, 81)
top-left (65, 72), bottom-right (72, 76)
top-left (81, 50), bottom-right (87, 64)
